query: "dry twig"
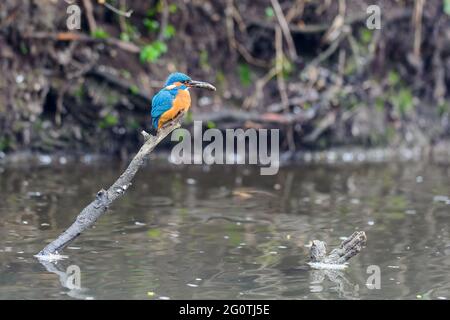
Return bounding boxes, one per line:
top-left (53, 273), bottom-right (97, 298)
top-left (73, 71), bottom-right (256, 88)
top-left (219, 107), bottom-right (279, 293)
top-left (22, 32), bottom-right (140, 53)
top-left (412, 0), bottom-right (425, 62)
top-left (82, 0), bottom-right (97, 32)
top-left (270, 0), bottom-right (298, 61)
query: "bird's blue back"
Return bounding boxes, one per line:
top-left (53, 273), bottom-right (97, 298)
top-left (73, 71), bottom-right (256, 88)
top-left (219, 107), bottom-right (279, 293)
top-left (151, 89), bottom-right (173, 129)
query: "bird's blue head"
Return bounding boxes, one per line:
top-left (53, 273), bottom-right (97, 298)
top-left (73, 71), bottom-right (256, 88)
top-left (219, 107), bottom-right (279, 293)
top-left (163, 72), bottom-right (216, 91)
top-left (165, 72), bottom-right (191, 87)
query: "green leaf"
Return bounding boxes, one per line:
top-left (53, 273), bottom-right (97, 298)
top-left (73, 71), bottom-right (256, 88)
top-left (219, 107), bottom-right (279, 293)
top-left (156, 1), bottom-right (163, 13)
top-left (444, 0), bottom-right (450, 15)
top-left (153, 41), bottom-right (167, 53)
top-left (144, 18), bottom-right (159, 32)
top-left (130, 85), bottom-right (140, 95)
top-left (91, 28), bottom-right (109, 39)
top-left (124, 23), bottom-right (139, 40)
top-left (397, 88), bottom-right (413, 114)
top-left (147, 228), bottom-right (161, 238)
top-left (99, 114), bottom-right (118, 129)
top-left (140, 41), bottom-right (168, 63)
top-left (0, 137), bottom-right (10, 151)
top-left (360, 29), bottom-right (373, 45)
top-left (127, 118), bottom-right (140, 130)
top-left (237, 64), bottom-right (252, 87)
top-left (140, 46), bottom-right (159, 63)
top-left (390, 88), bottom-right (413, 115)
top-left (20, 43), bottom-right (28, 55)
top-left (163, 24), bottom-right (176, 39)
top-left (438, 102), bottom-right (449, 116)
top-left (185, 111), bottom-right (193, 124)
top-left (388, 70), bottom-right (400, 86)
top-left (265, 7), bottom-right (274, 18)
top-left (120, 69), bottom-right (131, 79)
top-left (282, 59), bottom-right (294, 77)
top-left (375, 97), bottom-right (385, 112)
top-left (216, 71), bottom-right (226, 86)
top-left (74, 84), bottom-right (84, 100)
top-left (207, 120), bottom-right (216, 129)
top-left (169, 3), bottom-right (178, 13)
top-left (146, 7), bottom-right (157, 17)
top-left (199, 50), bottom-right (210, 71)
top-left (120, 32), bottom-right (130, 42)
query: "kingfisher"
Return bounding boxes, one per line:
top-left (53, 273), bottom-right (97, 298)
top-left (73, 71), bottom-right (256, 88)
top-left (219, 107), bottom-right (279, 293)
top-left (150, 72), bottom-right (216, 134)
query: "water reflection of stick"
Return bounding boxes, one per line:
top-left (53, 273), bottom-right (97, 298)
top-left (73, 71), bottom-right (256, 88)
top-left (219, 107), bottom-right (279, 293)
top-left (37, 115), bottom-right (183, 256)
top-left (38, 259), bottom-right (92, 300)
top-left (310, 268), bottom-right (360, 299)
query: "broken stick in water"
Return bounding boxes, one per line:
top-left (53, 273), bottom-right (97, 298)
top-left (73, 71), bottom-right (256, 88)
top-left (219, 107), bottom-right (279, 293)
top-left (309, 231), bottom-right (367, 268)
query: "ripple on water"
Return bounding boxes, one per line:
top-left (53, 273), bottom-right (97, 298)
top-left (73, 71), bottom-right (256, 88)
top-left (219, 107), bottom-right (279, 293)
top-left (0, 161), bottom-right (449, 299)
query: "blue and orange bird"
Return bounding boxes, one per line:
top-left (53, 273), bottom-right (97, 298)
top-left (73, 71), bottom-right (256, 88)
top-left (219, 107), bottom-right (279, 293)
top-left (150, 72), bottom-right (216, 134)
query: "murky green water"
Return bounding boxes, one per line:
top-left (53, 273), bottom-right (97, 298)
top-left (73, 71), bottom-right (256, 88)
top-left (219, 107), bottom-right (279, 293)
top-left (0, 158), bottom-right (449, 299)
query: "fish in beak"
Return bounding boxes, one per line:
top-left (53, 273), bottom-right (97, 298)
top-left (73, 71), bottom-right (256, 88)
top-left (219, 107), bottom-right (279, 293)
top-left (187, 80), bottom-right (216, 91)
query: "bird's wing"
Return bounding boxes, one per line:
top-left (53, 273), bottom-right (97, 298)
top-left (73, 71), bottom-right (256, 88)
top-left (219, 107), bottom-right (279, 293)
top-left (151, 90), bottom-right (173, 128)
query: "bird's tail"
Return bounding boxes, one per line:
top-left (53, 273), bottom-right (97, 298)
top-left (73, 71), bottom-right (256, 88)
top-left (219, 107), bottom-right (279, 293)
top-left (149, 116), bottom-right (158, 136)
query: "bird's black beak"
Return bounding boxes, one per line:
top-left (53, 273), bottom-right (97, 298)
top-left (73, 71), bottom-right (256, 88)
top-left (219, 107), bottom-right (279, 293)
top-left (188, 80), bottom-right (216, 91)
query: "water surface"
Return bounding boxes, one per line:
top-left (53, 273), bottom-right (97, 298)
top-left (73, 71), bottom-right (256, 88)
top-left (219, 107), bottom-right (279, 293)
top-left (0, 159), bottom-right (449, 299)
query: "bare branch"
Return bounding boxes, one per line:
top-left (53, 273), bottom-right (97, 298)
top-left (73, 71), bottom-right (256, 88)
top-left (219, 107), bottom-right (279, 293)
top-left (158, 0), bottom-right (169, 41)
top-left (275, 26), bottom-right (289, 110)
top-left (412, 0), bottom-right (425, 62)
top-left (82, 0), bottom-right (97, 32)
top-left (36, 118), bottom-right (182, 256)
top-left (101, 0), bottom-right (133, 18)
top-left (270, 0), bottom-right (298, 61)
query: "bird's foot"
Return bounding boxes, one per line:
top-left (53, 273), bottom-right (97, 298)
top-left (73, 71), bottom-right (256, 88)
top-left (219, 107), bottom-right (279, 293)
top-left (148, 128), bottom-right (158, 136)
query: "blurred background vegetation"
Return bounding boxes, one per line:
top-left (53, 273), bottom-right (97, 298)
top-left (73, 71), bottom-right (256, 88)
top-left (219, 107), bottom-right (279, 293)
top-left (0, 0), bottom-right (449, 157)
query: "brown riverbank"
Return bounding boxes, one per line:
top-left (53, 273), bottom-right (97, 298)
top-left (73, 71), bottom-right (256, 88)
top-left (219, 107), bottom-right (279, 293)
top-left (1, 1), bottom-right (449, 156)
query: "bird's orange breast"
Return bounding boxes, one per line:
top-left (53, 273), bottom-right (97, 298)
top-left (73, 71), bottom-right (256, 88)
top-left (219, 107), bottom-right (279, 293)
top-left (158, 89), bottom-right (191, 128)
top-left (173, 89), bottom-right (191, 112)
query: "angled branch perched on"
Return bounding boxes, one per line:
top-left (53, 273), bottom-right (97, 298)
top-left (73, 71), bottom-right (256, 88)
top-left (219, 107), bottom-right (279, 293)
top-left (37, 72), bottom-right (215, 257)
top-left (36, 114), bottom-right (183, 257)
